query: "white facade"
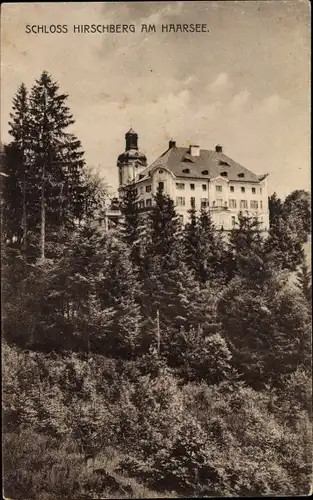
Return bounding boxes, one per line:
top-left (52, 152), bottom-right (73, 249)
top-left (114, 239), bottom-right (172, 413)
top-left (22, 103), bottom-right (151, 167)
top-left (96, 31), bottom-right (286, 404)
top-left (125, 165), bottom-right (269, 231)
top-left (117, 136), bottom-right (270, 231)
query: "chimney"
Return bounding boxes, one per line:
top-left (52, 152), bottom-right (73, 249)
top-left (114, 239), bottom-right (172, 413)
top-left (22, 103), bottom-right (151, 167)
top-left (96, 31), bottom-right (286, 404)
top-left (215, 144), bottom-right (223, 153)
top-left (169, 139), bottom-right (176, 149)
top-left (190, 145), bottom-right (200, 157)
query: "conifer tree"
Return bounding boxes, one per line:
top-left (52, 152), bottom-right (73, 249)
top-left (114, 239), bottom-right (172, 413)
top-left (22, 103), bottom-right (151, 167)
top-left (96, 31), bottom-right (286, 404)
top-left (6, 84), bottom-right (31, 250)
top-left (217, 270), bottom-right (310, 387)
top-left (268, 192), bottom-right (284, 228)
top-left (228, 212), bottom-right (266, 282)
top-left (28, 71), bottom-right (85, 259)
top-left (96, 233), bottom-right (143, 357)
top-left (184, 205), bottom-right (226, 284)
top-left (264, 217), bottom-right (304, 272)
top-left (184, 197), bottom-right (198, 271)
top-left (119, 181), bottom-right (144, 267)
top-left (147, 185), bottom-right (182, 261)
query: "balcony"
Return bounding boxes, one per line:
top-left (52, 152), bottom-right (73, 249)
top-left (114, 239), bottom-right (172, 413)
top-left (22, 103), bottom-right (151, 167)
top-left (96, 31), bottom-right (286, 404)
top-left (209, 205), bottom-right (229, 212)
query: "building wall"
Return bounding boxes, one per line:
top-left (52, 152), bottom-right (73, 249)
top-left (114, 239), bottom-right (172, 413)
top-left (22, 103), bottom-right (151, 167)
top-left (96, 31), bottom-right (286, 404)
top-left (131, 167), bottom-right (269, 231)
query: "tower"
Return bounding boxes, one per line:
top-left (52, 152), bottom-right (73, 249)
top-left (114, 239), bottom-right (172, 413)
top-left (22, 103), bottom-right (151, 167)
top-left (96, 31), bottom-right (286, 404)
top-left (117, 128), bottom-right (147, 188)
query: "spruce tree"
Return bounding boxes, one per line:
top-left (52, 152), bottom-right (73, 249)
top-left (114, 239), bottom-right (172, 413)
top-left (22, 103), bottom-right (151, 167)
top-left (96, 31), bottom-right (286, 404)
top-left (96, 233), bottom-right (143, 357)
top-left (28, 71), bottom-right (85, 259)
top-left (147, 185), bottom-right (182, 261)
top-left (264, 217), bottom-right (304, 272)
top-left (119, 181), bottom-right (144, 267)
top-left (198, 208), bottom-right (226, 284)
top-left (6, 84), bottom-right (31, 250)
top-left (268, 192), bottom-right (284, 228)
top-left (184, 205), bottom-right (226, 284)
top-left (217, 270), bottom-right (310, 387)
top-left (228, 212), bottom-right (266, 282)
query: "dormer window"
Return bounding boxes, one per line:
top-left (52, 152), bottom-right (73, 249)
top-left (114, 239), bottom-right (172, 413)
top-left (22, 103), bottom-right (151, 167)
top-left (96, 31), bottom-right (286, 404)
top-left (201, 170), bottom-right (209, 175)
top-left (159, 169), bottom-right (164, 174)
top-left (139, 174), bottom-right (144, 179)
top-left (183, 155), bottom-right (194, 163)
top-left (220, 171), bottom-right (228, 177)
top-left (238, 173), bottom-right (245, 178)
top-left (182, 168), bottom-right (190, 174)
top-left (219, 160), bottom-right (230, 166)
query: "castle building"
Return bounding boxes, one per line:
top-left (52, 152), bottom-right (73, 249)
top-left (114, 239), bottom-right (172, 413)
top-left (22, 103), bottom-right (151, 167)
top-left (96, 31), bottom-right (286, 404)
top-left (116, 129), bottom-right (269, 231)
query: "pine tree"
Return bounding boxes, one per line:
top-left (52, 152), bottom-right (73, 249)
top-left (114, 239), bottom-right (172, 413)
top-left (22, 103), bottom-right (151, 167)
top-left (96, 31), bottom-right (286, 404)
top-left (184, 197), bottom-right (198, 271)
top-left (184, 205), bottom-right (226, 284)
top-left (268, 192), bottom-right (284, 228)
top-left (217, 271), bottom-right (310, 387)
top-left (227, 211), bottom-right (268, 283)
top-left (96, 232), bottom-right (143, 357)
top-left (119, 181), bottom-right (144, 267)
top-left (28, 71), bottom-right (85, 259)
top-left (6, 84), bottom-right (31, 250)
top-left (147, 185), bottom-right (182, 261)
top-left (264, 217), bottom-right (304, 272)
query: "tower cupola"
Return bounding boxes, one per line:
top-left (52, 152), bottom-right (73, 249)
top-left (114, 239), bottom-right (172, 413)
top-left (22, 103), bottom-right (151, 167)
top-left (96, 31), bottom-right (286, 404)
top-left (125, 128), bottom-right (138, 150)
top-left (117, 128), bottom-right (147, 188)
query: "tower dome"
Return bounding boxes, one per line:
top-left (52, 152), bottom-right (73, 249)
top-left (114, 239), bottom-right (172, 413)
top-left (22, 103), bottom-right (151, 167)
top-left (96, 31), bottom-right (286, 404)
top-left (117, 128), bottom-right (147, 187)
top-left (125, 128), bottom-right (138, 150)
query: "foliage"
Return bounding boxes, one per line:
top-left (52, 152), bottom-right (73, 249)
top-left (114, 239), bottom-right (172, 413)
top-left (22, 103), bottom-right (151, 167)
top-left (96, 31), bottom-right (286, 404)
top-left (2, 72), bottom-right (312, 499)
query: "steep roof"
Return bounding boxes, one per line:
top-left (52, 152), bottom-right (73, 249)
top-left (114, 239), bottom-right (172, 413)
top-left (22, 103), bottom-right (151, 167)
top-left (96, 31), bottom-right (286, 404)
top-left (138, 146), bottom-right (263, 183)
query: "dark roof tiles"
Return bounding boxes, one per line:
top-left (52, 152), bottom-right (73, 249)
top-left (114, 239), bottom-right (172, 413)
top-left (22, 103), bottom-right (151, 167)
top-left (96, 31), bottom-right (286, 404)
top-left (138, 146), bottom-right (262, 182)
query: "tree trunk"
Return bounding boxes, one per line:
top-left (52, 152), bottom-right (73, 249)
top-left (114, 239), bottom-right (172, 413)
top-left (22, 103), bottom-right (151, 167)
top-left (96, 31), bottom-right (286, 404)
top-left (22, 167), bottom-right (27, 252)
top-left (40, 162), bottom-right (45, 260)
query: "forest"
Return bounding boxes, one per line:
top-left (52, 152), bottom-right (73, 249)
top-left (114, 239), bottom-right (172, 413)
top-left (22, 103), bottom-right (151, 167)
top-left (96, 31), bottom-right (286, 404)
top-left (1, 71), bottom-right (312, 499)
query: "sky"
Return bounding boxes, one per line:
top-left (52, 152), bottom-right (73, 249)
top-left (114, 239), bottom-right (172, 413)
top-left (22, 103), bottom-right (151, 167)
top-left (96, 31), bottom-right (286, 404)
top-left (1, 1), bottom-right (310, 198)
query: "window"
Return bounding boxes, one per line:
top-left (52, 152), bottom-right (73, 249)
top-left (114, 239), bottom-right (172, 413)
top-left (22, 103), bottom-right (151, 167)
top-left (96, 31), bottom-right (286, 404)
top-left (201, 198), bottom-right (208, 208)
top-left (146, 185), bottom-right (151, 193)
top-left (178, 214), bottom-right (184, 224)
top-left (190, 197), bottom-right (196, 207)
top-left (229, 199), bottom-right (237, 209)
top-left (216, 185), bottom-right (222, 192)
top-left (230, 186), bottom-right (234, 192)
top-left (146, 199), bottom-right (152, 207)
top-left (221, 171), bottom-right (228, 177)
top-left (231, 216), bottom-right (236, 227)
top-left (138, 200), bottom-right (145, 209)
top-left (159, 169), bottom-right (164, 174)
top-left (158, 181), bottom-right (164, 191)
top-left (182, 168), bottom-right (190, 174)
top-left (190, 183), bottom-right (195, 190)
top-left (252, 187), bottom-right (256, 194)
top-left (238, 173), bottom-right (245, 178)
top-left (241, 187), bottom-right (245, 193)
top-left (176, 183), bottom-right (185, 190)
top-left (250, 200), bottom-right (258, 209)
top-left (202, 170), bottom-right (209, 175)
top-left (216, 199), bottom-right (223, 207)
top-left (202, 184), bottom-right (207, 191)
top-left (240, 200), bottom-right (248, 209)
top-left (176, 196), bottom-right (186, 206)
top-left (260, 201), bottom-right (263, 209)
top-left (260, 188), bottom-right (263, 194)
top-left (140, 186), bottom-right (144, 195)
